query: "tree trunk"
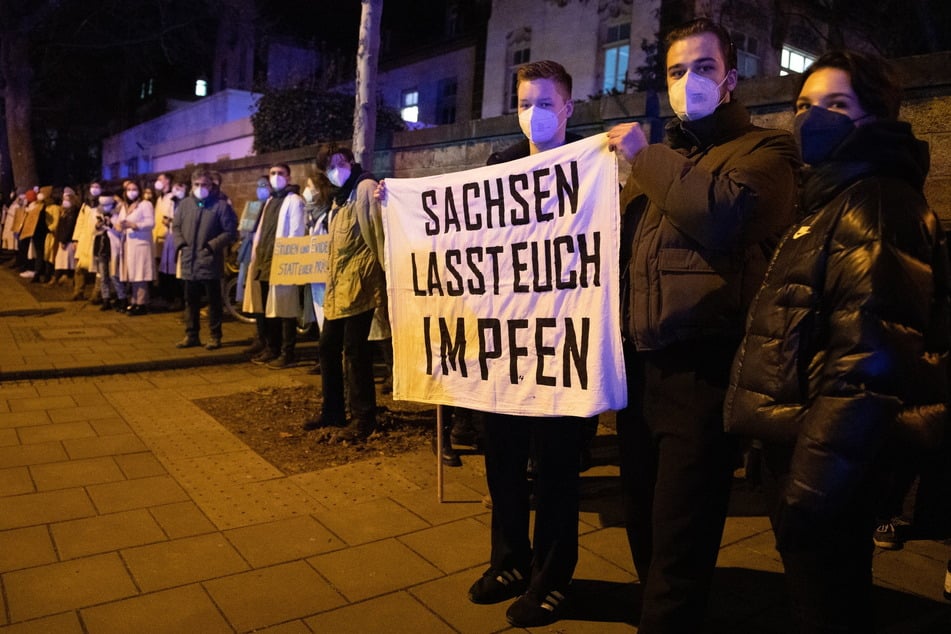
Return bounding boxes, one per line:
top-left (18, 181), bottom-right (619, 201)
top-left (352, 0), bottom-right (383, 170)
top-left (1, 29), bottom-right (38, 190)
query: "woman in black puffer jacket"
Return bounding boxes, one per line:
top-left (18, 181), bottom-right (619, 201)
top-left (724, 50), bottom-right (951, 632)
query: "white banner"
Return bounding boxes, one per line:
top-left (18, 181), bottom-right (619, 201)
top-left (382, 133), bottom-right (626, 417)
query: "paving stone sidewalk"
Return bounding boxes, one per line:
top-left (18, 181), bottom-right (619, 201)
top-left (1, 262), bottom-right (949, 633)
top-left (0, 260), bottom-right (288, 381)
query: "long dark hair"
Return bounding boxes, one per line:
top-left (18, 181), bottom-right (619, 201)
top-left (797, 50), bottom-right (902, 120)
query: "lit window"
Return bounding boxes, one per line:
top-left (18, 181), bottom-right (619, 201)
top-left (401, 89), bottom-right (419, 123)
top-left (780, 45), bottom-right (817, 76)
top-left (602, 23), bottom-right (630, 93)
top-left (195, 79), bottom-right (208, 97)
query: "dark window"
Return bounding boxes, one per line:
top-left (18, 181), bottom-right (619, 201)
top-left (437, 77), bottom-right (458, 124)
top-left (507, 46), bottom-right (530, 112)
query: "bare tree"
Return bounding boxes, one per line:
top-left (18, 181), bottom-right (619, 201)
top-left (0, 0), bottom-right (61, 189)
top-left (0, 0), bottom-right (220, 187)
top-left (352, 0), bottom-right (383, 169)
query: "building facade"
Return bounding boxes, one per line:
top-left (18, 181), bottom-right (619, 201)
top-left (100, 0), bottom-right (899, 182)
top-left (101, 90), bottom-right (259, 180)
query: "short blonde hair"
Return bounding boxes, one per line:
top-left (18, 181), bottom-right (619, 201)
top-left (516, 60), bottom-right (572, 100)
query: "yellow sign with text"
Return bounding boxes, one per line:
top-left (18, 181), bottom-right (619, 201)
top-left (268, 235), bottom-right (330, 284)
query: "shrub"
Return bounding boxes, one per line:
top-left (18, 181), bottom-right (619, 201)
top-left (251, 86), bottom-right (404, 154)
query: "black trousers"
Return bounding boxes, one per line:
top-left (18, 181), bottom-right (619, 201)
top-left (257, 282), bottom-right (296, 355)
top-left (183, 279), bottom-right (223, 340)
top-left (318, 309), bottom-right (375, 425)
top-left (15, 236), bottom-right (32, 270)
top-left (616, 340), bottom-right (738, 633)
top-left (483, 412), bottom-right (581, 598)
top-left (158, 272), bottom-right (182, 303)
top-left (762, 446), bottom-right (877, 634)
top-left (780, 541), bottom-right (874, 634)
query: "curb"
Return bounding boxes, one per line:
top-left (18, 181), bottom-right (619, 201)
top-left (0, 351), bottom-right (254, 382)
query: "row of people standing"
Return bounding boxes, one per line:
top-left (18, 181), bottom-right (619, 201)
top-left (50, 173), bottom-right (230, 327)
top-left (230, 154), bottom-right (388, 440)
top-left (3, 186), bottom-right (81, 285)
top-left (73, 180), bottom-right (168, 315)
top-left (1, 177), bottom-right (189, 314)
top-left (3, 183), bottom-right (160, 314)
top-left (445, 18), bottom-right (949, 634)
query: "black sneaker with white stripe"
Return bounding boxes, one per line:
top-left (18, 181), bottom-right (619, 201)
top-left (467, 567), bottom-right (529, 604)
top-left (505, 588), bottom-right (568, 628)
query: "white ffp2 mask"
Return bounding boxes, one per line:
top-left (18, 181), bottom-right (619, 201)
top-left (668, 71), bottom-right (728, 121)
top-left (518, 104), bottom-right (567, 145)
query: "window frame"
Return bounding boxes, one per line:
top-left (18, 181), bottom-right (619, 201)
top-left (601, 21), bottom-right (631, 94)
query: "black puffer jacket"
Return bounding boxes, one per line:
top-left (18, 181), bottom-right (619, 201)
top-left (620, 101), bottom-right (800, 350)
top-left (724, 121), bottom-right (951, 516)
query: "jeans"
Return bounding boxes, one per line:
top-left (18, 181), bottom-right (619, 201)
top-left (95, 256), bottom-right (125, 302)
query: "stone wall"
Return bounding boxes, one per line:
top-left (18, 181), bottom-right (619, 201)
top-left (208, 52), bottom-right (951, 221)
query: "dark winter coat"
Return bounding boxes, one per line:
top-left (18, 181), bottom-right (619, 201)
top-left (173, 193), bottom-right (237, 281)
top-left (56, 204), bottom-right (78, 245)
top-left (619, 101), bottom-right (800, 350)
top-left (485, 133), bottom-right (582, 165)
top-left (724, 121), bottom-right (951, 519)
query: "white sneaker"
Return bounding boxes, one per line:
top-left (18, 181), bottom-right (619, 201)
top-left (19, 270), bottom-right (35, 278)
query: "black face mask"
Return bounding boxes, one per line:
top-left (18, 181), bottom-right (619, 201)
top-left (794, 106), bottom-right (861, 165)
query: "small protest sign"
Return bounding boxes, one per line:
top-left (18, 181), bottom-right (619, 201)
top-left (268, 235), bottom-right (330, 284)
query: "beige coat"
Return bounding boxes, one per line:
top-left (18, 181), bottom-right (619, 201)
top-left (152, 192), bottom-right (175, 258)
top-left (72, 203), bottom-right (99, 270)
top-left (42, 203), bottom-right (61, 262)
top-left (322, 176), bottom-right (386, 325)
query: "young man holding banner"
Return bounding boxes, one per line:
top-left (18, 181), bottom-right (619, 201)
top-left (382, 59), bottom-right (627, 629)
top-left (606, 18), bottom-right (799, 632)
top-left (465, 60), bottom-right (586, 628)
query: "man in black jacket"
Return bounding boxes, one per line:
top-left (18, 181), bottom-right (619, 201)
top-left (173, 168), bottom-right (237, 350)
top-left (606, 18), bottom-right (799, 633)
